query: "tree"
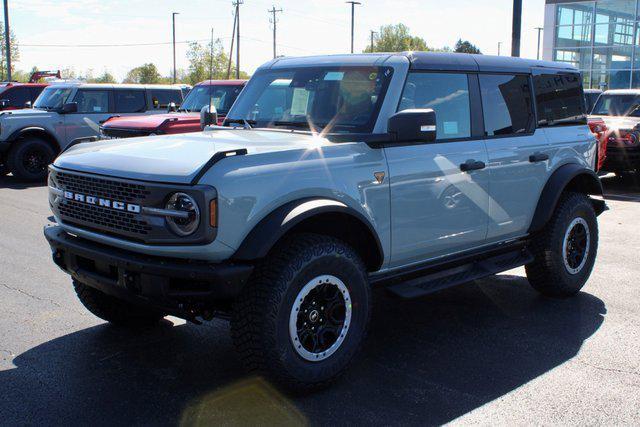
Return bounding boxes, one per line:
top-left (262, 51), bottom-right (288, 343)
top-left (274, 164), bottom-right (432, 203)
top-left (364, 24), bottom-right (446, 53)
top-left (454, 39), bottom-right (482, 54)
top-left (185, 39), bottom-right (249, 85)
top-left (91, 70), bottom-right (116, 83)
top-left (123, 63), bottom-right (161, 84)
top-left (0, 22), bottom-right (19, 81)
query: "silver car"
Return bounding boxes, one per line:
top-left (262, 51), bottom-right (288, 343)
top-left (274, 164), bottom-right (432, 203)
top-left (0, 83), bottom-right (184, 181)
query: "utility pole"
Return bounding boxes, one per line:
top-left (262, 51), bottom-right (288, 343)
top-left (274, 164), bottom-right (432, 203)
top-left (370, 30), bottom-right (377, 52)
top-left (234, 0), bottom-right (243, 80)
top-left (535, 27), bottom-right (543, 60)
top-left (227, 7), bottom-right (237, 79)
top-left (3, 0), bottom-right (11, 81)
top-left (346, 1), bottom-right (361, 53)
top-left (498, 41), bottom-right (502, 56)
top-left (511, 0), bottom-right (522, 57)
top-left (209, 28), bottom-right (215, 81)
top-left (269, 6), bottom-right (283, 59)
top-left (172, 12), bottom-right (179, 83)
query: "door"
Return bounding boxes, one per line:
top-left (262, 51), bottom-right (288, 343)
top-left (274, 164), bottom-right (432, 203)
top-left (478, 73), bottom-right (550, 241)
top-left (63, 89), bottom-right (113, 145)
top-left (113, 89), bottom-right (147, 116)
top-left (385, 72), bottom-right (490, 268)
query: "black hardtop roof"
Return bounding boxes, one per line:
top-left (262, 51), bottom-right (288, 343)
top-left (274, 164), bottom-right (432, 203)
top-left (406, 52), bottom-right (578, 73)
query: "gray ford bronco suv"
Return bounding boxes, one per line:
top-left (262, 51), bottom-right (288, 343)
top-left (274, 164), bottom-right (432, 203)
top-left (0, 83), bottom-right (184, 181)
top-left (45, 53), bottom-right (606, 391)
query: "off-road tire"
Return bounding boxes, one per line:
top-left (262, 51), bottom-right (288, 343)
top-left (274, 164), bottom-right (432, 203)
top-left (231, 233), bottom-right (371, 392)
top-left (7, 137), bottom-right (56, 182)
top-left (73, 280), bottom-right (165, 327)
top-left (0, 158), bottom-right (8, 176)
top-left (526, 192), bottom-right (598, 298)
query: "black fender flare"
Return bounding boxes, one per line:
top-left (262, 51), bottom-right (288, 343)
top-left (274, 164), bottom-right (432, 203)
top-left (232, 197), bottom-right (384, 266)
top-left (528, 163), bottom-right (605, 234)
top-left (7, 126), bottom-right (61, 152)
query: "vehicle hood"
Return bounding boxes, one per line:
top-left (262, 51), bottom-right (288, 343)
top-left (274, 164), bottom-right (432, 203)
top-left (590, 115), bottom-right (640, 131)
top-left (103, 112), bottom-right (199, 130)
top-left (54, 128), bottom-right (333, 184)
top-left (0, 108), bottom-right (52, 119)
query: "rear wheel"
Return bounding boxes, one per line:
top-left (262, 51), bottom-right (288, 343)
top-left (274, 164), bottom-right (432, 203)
top-left (526, 192), bottom-right (598, 297)
top-left (231, 233), bottom-right (371, 392)
top-left (7, 137), bottom-right (56, 182)
top-left (73, 280), bottom-right (165, 327)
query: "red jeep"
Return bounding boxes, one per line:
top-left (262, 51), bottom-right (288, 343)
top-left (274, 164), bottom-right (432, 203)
top-left (100, 80), bottom-right (247, 138)
top-left (0, 82), bottom-right (49, 111)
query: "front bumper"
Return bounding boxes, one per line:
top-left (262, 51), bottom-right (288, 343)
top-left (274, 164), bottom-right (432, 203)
top-left (44, 225), bottom-right (253, 318)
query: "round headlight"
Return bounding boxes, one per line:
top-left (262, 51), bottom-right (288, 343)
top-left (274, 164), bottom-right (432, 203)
top-left (165, 192), bottom-right (200, 236)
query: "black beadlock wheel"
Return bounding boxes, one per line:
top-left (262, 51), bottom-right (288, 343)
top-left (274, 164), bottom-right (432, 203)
top-left (230, 233), bottom-right (371, 392)
top-left (7, 137), bottom-right (56, 182)
top-left (73, 280), bottom-right (165, 327)
top-left (526, 192), bottom-right (599, 298)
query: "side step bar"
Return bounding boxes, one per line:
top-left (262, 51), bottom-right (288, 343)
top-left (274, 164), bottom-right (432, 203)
top-left (386, 249), bottom-right (534, 299)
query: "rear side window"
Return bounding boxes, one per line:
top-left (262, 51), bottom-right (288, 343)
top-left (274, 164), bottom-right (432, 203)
top-left (399, 72), bottom-right (471, 140)
top-left (534, 73), bottom-right (586, 126)
top-left (479, 74), bottom-right (534, 136)
top-left (74, 90), bottom-right (110, 113)
top-left (3, 87), bottom-right (31, 107)
top-left (115, 90), bottom-right (146, 113)
top-left (149, 89), bottom-right (182, 109)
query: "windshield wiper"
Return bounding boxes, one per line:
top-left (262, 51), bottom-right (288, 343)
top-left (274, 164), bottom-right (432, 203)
top-left (225, 118), bottom-right (256, 129)
top-left (272, 121), bottom-right (328, 130)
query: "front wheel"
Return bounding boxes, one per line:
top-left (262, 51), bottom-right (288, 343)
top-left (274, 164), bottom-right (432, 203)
top-left (526, 192), bottom-right (599, 297)
top-left (231, 234), bottom-right (371, 392)
top-left (7, 137), bottom-right (56, 182)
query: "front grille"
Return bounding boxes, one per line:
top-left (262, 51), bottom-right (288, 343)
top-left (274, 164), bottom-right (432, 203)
top-left (56, 171), bottom-right (150, 203)
top-left (102, 127), bottom-right (152, 138)
top-left (59, 200), bottom-right (152, 236)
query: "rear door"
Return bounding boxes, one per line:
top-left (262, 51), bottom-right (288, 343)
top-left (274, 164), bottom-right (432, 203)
top-left (385, 71), bottom-right (490, 267)
top-left (480, 73), bottom-right (550, 242)
top-left (63, 88), bottom-right (113, 145)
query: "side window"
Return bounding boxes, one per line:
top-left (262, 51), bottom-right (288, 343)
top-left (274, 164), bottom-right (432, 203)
top-left (114, 90), bottom-right (146, 113)
top-left (4, 87), bottom-right (31, 107)
top-left (149, 89), bottom-right (182, 109)
top-left (29, 86), bottom-right (45, 102)
top-left (479, 74), bottom-right (534, 136)
top-left (534, 73), bottom-right (587, 126)
top-left (74, 90), bottom-right (110, 113)
top-left (398, 72), bottom-right (471, 140)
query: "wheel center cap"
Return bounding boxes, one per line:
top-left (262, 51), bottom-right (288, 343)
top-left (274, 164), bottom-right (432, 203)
top-left (308, 309), bottom-right (320, 323)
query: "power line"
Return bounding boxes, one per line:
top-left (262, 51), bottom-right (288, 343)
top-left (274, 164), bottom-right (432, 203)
top-left (268, 6), bottom-right (283, 59)
top-left (20, 39), bottom-right (215, 48)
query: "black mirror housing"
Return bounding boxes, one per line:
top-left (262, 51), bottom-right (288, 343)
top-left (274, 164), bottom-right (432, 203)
top-left (61, 102), bottom-right (78, 114)
top-left (200, 104), bottom-right (218, 130)
top-left (388, 109), bottom-right (437, 143)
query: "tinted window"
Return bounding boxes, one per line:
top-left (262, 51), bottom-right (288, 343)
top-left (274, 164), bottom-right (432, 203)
top-left (74, 90), bottom-right (110, 113)
top-left (180, 85), bottom-right (243, 113)
top-left (29, 86), bottom-right (46, 102)
top-left (399, 72), bottom-right (471, 140)
top-left (479, 74), bottom-right (534, 136)
top-left (584, 92), bottom-right (600, 113)
top-left (114, 90), bottom-right (146, 113)
top-left (3, 87), bottom-right (31, 107)
top-left (534, 73), bottom-right (587, 126)
top-left (592, 94), bottom-right (640, 116)
top-left (149, 89), bottom-right (182, 109)
top-left (33, 87), bottom-right (73, 110)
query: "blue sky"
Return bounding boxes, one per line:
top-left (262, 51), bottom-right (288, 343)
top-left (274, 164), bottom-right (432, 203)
top-left (11, 0), bottom-right (546, 80)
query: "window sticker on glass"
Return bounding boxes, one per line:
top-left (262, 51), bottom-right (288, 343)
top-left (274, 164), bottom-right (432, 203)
top-left (324, 72), bottom-right (345, 81)
top-left (93, 106), bottom-right (103, 112)
top-left (443, 121), bottom-right (459, 135)
top-left (290, 88), bottom-right (310, 116)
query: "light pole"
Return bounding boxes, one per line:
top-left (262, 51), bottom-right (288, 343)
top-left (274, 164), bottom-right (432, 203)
top-left (511, 0), bottom-right (522, 57)
top-left (370, 30), bottom-right (377, 52)
top-left (498, 42), bottom-right (502, 56)
top-left (172, 12), bottom-right (179, 83)
top-left (346, 1), bottom-right (361, 53)
top-left (269, 6), bottom-right (283, 59)
top-left (3, 0), bottom-right (10, 81)
top-left (535, 27), bottom-right (543, 60)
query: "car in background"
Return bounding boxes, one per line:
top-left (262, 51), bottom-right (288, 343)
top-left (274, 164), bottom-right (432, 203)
top-left (587, 117), bottom-right (608, 171)
top-left (99, 80), bottom-right (246, 139)
top-left (0, 83), bottom-right (185, 181)
top-left (584, 88), bottom-right (602, 113)
top-left (590, 89), bottom-right (640, 174)
top-left (0, 82), bottom-right (49, 111)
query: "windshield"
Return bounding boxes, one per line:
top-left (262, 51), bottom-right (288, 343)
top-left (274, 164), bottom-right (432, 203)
top-left (180, 85), bottom-right (243, 114)
top-left (34, 87), bottom-right (73, 110)
top-left (592, 94), bottom-right (640, 117)
top-left (225, 66), bottom-right (393, 133)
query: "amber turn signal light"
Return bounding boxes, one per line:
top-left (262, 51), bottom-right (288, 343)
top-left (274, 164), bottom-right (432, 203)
top-left (209, 199), bottom-right (218, 227)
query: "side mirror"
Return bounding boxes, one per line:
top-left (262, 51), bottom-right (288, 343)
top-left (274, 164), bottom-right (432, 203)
top-left (24, 101), bottom-right (32, 108)
top-left (388, 109), bottom-right (437, 143)
top-left (0, 99), bottom-right (9, 109)
top-left (61, 102), bottom-right (78, 114)
top-left (167, 102), bottom-right (177, 112)
top-left (200, 104), bottom-right (218, 130)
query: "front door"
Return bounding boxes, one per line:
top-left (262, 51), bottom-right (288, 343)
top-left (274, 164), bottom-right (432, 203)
top-left (386, 72), bottom-right (490, 268)
top-left (63, 89), bottom-right (113, 146)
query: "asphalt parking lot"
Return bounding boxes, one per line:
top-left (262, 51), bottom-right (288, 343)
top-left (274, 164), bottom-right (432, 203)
top-left (0, 174), bottom-right (639, 426)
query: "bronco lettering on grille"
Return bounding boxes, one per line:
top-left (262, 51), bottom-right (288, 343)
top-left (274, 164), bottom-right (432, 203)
top-left (63, 191), bottom-right (141, 213)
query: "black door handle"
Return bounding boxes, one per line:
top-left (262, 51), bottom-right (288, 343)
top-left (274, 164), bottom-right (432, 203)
top-left (529, 152), bottom-right (549, 163)
top-left (460, 160), bottom-right (486, 172)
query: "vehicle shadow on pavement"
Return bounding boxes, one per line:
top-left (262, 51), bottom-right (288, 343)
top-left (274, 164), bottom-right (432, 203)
top-left (0, 175), bottom-right (46, 189)
top-left (0, 275), bottom-right (605, 426)
top-left (601, 173), bottom-right (640, 201)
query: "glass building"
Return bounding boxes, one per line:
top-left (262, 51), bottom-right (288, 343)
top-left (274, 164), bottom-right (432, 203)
top-left (543, 0), bottom-right (640, 89)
